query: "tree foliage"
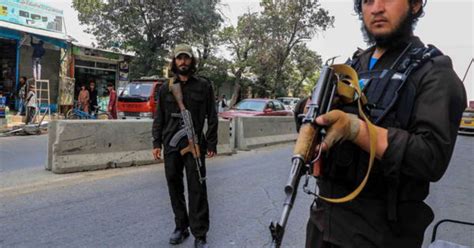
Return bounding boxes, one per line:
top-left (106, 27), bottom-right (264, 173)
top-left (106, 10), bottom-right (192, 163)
top-left (72, 0), bottom-right (223, 77)
top-left (289, 44), bottom-right (322, 97)
top-left (257, 0), bottom-right (333, 96)
top-left (219, 12), bottom-right (263, 105)
top-left (219, 0), bottom-right (333, 100)
top-left (73, 0), bottom-right (334, 100)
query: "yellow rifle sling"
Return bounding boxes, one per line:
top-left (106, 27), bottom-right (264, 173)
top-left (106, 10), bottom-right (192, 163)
top-left (318, 64), bottom-right (378, 203)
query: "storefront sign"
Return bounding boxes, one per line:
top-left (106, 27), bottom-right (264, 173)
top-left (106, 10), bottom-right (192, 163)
top-left (119, 61), bottom-right (129, 81)
top-left (0, 0), bottom-right (64, 33)
top-left (72, 46), bottom-right (121, 60)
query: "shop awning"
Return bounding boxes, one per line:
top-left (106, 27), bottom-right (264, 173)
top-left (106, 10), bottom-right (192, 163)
top-left (31, 34), bottom-right (68, 49)
top-left (0, 20), bottom-right (73, 48)
top-left (0, 27), bottom-right (22, 40)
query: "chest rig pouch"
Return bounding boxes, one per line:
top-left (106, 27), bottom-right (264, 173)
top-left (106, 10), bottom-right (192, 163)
top-left (360, 44), bottom-right (443, 128)
top-left (321, 44), bottom-right (443, 224)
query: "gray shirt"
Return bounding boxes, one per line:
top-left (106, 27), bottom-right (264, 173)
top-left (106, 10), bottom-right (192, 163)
top-left (26, 91), bottom-right (37, 108)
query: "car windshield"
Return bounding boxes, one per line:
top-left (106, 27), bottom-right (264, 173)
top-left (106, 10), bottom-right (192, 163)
top-left (277, 98), bottom-right (298, 105)
top-left (234, 100), bottom-right (266, 111)
top-left (121, 82), bottom-right (153, 98)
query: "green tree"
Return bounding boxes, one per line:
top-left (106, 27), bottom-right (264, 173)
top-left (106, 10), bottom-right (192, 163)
top-left (257, 0), bottom-right (333, 96)
top-left (72, 0), bottom-right (223, 77)
top-left (288, 44), bottom-right (322, 97)
top-left (303, 70), bottom-right (321, 95)
top-left (219, 12), bottom-right (263, 106)
top-left (180, 0), bottom-right (223, 70)
top-left (198, 55), bottom-right (233, 95)
top-left (221, 0), bottom-right (333, 101)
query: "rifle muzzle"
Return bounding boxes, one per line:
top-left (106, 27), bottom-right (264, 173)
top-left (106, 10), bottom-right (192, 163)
top-left (284, 157), bottom-right (304, 195)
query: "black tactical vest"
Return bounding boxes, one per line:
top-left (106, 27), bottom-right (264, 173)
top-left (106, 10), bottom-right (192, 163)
top-left (321, 43), bottom-right (442, 221)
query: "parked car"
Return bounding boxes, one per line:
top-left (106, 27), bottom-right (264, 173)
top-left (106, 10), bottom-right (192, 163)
top-left (117, 77), bottom-right (167, 119)
top-left (458, 108), bottom-right (474, 135)
top-left (219, 98), bottom-right (293, 120)
top-left (277, 97), bottom-right (300, 111)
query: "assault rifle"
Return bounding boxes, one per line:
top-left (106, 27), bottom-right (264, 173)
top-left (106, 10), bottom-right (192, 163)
top-left (169, 81), bottom-right (206, 183)
top-left (269, 65), bottom-right (337, 247)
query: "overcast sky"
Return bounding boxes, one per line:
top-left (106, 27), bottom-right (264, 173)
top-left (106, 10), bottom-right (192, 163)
top-left (44, 0), bottom-right (473, 101)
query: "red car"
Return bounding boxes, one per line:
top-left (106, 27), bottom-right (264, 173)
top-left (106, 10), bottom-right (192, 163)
top-left (219, 98), bottom-right (293, 119)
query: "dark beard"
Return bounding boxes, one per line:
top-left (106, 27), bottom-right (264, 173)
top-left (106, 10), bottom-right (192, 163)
top-left (177, 66), bottom-right (191, 76)
top-left (361, 10), bottom-right (415, 49)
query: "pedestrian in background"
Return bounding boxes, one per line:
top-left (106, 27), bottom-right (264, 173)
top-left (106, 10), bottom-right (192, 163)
top-left (16, 76), bottom-right (27, 116)
top-left (107, 82), bottom-right (117, 119)
top-left (217, 94), bottom-right (228, 113)
top-left (152, 44), bottom-right (218, 248)
top-left (78, 84), bottom-right (90, 113)
top-left (31, 36), bottom-right (45, 80)
top-left (88, 81), bottom-right (98, 114)
top-left (25, 84), bottom-right (37, 124)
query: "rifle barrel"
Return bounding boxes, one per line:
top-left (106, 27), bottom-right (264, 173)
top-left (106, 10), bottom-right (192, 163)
top-left (270, 65), bottom-right (337, 247)
top-left (281, 158), bottom-right (304, 227)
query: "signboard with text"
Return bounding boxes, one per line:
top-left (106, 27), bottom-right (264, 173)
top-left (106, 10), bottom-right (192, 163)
top-left (72, 46), bottom-right (121, 60)
top-left (0, 0), bottom-right (64, 33)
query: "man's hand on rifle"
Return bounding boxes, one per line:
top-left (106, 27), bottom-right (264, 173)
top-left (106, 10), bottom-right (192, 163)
top-left (315, 110), bottom-right (361, 150)
top-left (152, 148), bottom-right (161, 160)
top-left (207, 150), bottom-right (216, 158)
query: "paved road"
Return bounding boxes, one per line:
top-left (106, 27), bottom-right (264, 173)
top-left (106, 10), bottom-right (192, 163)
top-left (424, 135), bottom-right (474, 246)
top-left (0, 143), bottom-right (313, 248)
top-left (0, 135), bottom-right (473, 247)
top-left (0, 134), bottom-right (48, 172)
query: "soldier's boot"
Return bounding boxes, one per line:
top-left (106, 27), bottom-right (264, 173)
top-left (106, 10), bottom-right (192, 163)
top-left (194, 237), bottom-right (208, 248)
top-left (169, 228), bottom-right (189, 245)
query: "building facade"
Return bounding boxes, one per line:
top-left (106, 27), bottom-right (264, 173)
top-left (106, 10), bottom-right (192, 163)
top-left (0, 0), bottom-right (131, 114)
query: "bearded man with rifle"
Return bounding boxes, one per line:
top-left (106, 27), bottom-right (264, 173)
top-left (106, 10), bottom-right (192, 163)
top-left (272, 0), bottom-right (466, 247)
top-left (152, 44), bottom-right (218, 248)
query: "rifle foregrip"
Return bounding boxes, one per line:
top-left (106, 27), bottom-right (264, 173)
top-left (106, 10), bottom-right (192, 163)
top-left (293, 124), bottom-right (318, 163)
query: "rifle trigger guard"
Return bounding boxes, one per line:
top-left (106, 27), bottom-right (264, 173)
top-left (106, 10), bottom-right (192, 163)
top-left (310, 144), bottom-right (323, 164)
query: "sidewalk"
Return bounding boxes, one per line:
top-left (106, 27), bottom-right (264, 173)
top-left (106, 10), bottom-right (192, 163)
top-left (0, 113), bottom-right (59, 134)
top-left (0, 115), bottom-right (24, 133)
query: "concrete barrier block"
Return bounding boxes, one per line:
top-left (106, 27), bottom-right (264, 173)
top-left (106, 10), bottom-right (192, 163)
top-left (216, 119), bottom-right (232, 155)
top-left (46, 120), bottom-right (58, 170)
top-left (230, 118), bottom-right (237, 152)
top-left (51, 120), bottom-right (155, 174)
top-left (235, 116), bottom-right (297, 150)
top-left (49, 118), bottom-right (234, 173)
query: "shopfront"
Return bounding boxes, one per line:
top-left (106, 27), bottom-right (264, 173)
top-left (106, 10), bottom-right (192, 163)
top-left (74, 59), bottom-right (118, 98)
top-left (0, 0), bottom-right (70, 112)
top-left (0, 28), bottom-right (20, 109)
top-left (0, 0), bottom-right (132, 115)
top-left (72, 44), bottom-right (131, 99)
